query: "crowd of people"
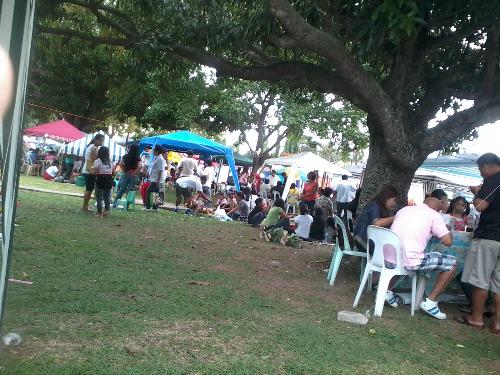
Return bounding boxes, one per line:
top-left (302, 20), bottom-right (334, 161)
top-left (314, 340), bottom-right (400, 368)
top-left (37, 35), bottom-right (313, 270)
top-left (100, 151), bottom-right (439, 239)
top-left (25, 145), bottom-right (83, 183)
top-left (76, 137), bottom-right (360, 246)
top-left (29, 134), bottom-right (500, 334)
top-left (351, 153), bottom-right (499, 336)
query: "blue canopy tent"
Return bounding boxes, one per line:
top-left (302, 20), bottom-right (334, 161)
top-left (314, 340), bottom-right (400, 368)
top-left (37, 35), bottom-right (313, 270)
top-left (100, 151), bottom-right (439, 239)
top-left (139, 131), bottom-right (241, 191)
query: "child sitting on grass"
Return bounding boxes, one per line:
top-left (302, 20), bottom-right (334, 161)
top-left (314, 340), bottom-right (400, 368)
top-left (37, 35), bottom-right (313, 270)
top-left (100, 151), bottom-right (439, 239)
top-left (227, 192), bottom-right (250, 221)
top-left (294, 202), bottom-right (313, 240)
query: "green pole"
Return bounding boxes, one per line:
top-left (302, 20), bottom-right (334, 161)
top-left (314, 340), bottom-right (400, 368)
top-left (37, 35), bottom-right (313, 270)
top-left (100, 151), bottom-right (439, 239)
top-left (0, 0), bottom-right (36, 330)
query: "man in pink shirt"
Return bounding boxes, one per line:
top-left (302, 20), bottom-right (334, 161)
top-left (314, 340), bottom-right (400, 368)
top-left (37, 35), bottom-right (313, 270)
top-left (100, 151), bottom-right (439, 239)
top-left (390, 197), bottom-right (456, 320)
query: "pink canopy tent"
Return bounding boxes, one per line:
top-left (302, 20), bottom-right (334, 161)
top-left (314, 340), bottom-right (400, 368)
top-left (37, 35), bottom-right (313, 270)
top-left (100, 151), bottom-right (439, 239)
top-left (24, 119), bottom-right (85, 142)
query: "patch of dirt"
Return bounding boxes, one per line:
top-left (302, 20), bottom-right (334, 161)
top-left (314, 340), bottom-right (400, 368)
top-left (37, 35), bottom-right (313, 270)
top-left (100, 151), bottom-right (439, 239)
top-left (121, 319), bottom-right (254, 364)
top-left (226, 230), bottom-right (362, 307)
top-left (2, 337), bottom-right (88, 362)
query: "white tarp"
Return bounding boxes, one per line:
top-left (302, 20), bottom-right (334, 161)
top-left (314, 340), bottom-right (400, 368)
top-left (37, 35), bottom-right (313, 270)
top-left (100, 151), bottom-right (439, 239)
top-left (264, 152), bottom-right (351, 176)
top-left (63, 131), bottom-right (125, 163)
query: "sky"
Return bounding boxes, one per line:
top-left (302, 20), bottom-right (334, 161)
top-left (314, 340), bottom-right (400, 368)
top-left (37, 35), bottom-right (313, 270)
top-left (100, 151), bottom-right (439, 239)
top-left (460, 121), bottom-right (500, 155)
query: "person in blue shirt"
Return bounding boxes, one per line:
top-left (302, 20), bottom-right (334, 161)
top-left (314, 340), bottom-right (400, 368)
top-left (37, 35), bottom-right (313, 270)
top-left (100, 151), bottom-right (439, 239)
top-left (353, 185), bottom-right (400, 253)
top-left (353, 185), bottom-right (401, 308)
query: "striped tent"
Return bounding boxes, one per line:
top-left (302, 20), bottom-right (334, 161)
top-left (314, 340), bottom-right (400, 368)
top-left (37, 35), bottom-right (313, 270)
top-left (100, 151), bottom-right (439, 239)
top-left (63, 131), bottom-right (125, 162)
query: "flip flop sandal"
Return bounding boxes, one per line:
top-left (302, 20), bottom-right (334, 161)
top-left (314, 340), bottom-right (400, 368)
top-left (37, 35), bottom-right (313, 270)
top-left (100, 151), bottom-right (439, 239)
top-left (454, 316), bottom-right (485, 330)
top-left (491, 325), bottom-right (500, 337)
top-left (459, 307), bottom-right (493, 318)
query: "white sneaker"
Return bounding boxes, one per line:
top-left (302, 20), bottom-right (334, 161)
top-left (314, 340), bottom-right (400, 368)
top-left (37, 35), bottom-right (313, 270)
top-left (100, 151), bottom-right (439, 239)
top-left (385, 291), bottom-right (399, 308)
top-left (142, 207), bottom-right (151, 211)
top-left (420, 298), bottom-right (446, 320)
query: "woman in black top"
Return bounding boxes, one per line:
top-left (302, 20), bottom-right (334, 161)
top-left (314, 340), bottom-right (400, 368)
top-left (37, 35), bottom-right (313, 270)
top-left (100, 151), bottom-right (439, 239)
top-left (248, 198), bottom-right (267, 226)
top-left (113, 145), bottom-right (141, 208)
top-left (309, 207), bottom-right (326, 241)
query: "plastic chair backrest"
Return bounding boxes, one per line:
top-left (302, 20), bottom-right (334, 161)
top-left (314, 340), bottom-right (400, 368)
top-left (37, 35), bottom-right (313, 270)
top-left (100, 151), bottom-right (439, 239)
top-left (287, 194), bottom-right (299, 205)
top-left (273, 191), bottom-right (281, 201)
top-left (333, 215), bottom-right (351, 252)
top-left (367, 225), bottom-right (401, 268)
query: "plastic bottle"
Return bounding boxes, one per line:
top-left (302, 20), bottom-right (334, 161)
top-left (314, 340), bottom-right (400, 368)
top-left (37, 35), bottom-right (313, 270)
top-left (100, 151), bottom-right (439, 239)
top-left (2, 332), bottom-right (22, 346)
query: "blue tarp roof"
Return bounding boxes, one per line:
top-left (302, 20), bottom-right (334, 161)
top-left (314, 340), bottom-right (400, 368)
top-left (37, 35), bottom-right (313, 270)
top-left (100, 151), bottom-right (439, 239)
top-left (139, 131), bottom-right (241, 191)
top-left (421, 153), bottom-right (482, 181)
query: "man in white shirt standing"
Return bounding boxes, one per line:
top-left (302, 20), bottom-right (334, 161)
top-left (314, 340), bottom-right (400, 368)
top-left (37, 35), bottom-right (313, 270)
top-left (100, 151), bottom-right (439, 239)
top-left (144, 145), bottom-right (166, 212)
top-left (335, 175), bottom-right (356, 217)
top-left (268, 170), bottom-right (279, 187)
top-left (202, 160), bottom-right (216, 197)
top-left (177, 151), bottom-right (198, 178)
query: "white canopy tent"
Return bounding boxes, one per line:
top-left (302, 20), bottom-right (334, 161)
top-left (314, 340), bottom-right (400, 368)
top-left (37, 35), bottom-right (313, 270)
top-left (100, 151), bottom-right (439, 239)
top-left (264, 152), bottom-right (351, 199)
top-left (264, 152), bottom-right (351, 177)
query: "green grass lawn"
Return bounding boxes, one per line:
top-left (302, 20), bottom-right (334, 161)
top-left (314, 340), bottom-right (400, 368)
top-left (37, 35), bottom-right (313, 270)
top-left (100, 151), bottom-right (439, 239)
top-left (1, 191), bottom-right (498, 374)
top-left (19, 175), bottom-right (85, 195)
top-left (18, 175), bottom-right (176, 204)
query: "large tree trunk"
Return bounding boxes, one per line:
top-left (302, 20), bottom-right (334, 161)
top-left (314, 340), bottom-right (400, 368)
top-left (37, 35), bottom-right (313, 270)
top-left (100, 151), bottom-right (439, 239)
top-left (249, 153), bottom-right (267, 182)
top-left (358, 131), bottom-right (419, 214)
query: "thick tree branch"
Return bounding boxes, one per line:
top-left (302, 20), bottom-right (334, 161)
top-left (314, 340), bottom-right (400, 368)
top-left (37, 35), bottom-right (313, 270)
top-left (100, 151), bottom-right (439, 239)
top-left (66, 0), bottom-right (138, 34)
top-left (480, 18), bottom-right (500, 101)
top-left (267, 0), bottom-right (391, 124)
top-left (161, 40), bottom-right (369, 112)
top-left (37, 25), bottom-right (132, 47)
top-left (424, 97), bottom-right (500, 153)
top-left (242, 44), bottom-right (276, 65)
top-left (265, 34), bottom-right (300, 49)
top-left (40, 22), bottom-right (368, 110)
top-left (239, 131), bottom-right (254, 153)
top-left (88, 7), bottom-right (137, 39)
top-left (263, 127), bottom-right (290, 155)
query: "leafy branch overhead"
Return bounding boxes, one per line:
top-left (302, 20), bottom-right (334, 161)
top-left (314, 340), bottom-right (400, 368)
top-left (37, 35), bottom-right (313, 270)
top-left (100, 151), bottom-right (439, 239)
top-left (195, 79), bottom-right (367, 169)
top-left (37, 0), bottom-right (499, 201)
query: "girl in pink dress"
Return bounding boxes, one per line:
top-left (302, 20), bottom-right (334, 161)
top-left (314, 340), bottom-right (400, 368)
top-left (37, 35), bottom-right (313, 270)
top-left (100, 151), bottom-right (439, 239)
top-left (446, 196), bottom-right (470, 231)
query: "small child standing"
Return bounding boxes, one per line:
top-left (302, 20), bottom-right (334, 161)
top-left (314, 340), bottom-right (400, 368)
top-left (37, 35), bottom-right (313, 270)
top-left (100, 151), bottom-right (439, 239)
top-left (446, 196), bottom-right (470, 231)
top-left (92, 146), bottom-right (114, 218)
top-left (294, 203), bottom-right (313, 240)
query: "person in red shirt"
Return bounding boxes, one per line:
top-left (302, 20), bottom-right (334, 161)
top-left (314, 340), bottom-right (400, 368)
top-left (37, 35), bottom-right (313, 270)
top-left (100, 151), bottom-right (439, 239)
top-left (300, 171), bottom-right (319, 213)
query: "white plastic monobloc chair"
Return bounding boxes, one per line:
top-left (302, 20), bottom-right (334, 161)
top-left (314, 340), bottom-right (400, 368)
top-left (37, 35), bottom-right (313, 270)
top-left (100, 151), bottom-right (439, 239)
top-left (352, 225), bottom-right (425, 317)
top-left (285, 194), bottom-right (299, 215)
top-left (326, 215), bottom-right (367, 286)
top-left (272, 190), bottom-right (281, 202)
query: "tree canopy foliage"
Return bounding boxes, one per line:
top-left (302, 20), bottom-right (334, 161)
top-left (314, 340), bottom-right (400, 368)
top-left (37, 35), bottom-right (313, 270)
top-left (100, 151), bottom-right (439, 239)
top-left (37, 0), bottom-right (500, 201)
